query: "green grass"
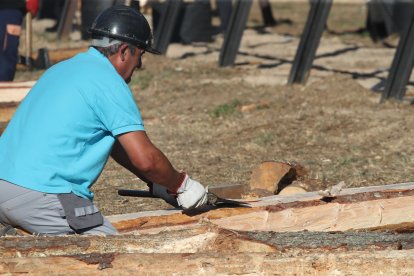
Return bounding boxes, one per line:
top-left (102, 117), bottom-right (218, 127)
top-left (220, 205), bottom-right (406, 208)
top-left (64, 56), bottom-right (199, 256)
top-left (211, 99), bottom-right (242, 118)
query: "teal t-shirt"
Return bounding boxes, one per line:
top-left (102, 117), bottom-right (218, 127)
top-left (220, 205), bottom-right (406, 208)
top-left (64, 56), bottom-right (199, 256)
top-left (0, 47), bottom-right (145, 200)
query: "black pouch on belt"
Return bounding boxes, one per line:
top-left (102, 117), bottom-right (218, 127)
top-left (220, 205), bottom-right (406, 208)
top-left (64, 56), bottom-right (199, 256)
top-left (57, 193), bottom-right (103, 231)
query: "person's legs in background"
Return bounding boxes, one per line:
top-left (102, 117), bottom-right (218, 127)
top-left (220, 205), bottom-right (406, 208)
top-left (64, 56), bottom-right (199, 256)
top-left (0, 9), bottom-right (23, 81)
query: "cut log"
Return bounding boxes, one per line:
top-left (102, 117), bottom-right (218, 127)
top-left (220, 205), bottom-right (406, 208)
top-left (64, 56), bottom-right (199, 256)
top-left (278, 183), bottom-right (307, 196)
top-left (248, 161), bottom-right (296, 195)
top-left (110, 182), bottom-right (414, 234)
top-left (208, 183), bottom-right (246, 199)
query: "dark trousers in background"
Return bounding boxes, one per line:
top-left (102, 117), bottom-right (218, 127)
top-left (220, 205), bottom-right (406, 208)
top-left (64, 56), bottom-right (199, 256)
top-left (0, 9), bottom-right (23, 81)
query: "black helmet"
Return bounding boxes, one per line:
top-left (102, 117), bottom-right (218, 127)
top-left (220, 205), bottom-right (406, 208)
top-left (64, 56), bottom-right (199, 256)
top-left (88, 5), bottom-right (160, 55)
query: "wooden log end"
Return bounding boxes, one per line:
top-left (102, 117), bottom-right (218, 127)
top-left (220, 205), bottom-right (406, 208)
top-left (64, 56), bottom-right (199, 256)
top-left (249, 161), bottom-right (303, 194)
top-left (278, 184), bottom-right (308, 196)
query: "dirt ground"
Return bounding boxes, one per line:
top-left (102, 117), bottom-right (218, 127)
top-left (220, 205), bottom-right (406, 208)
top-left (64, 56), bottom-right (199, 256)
top-left (12, 1), bottom-right (414, 216)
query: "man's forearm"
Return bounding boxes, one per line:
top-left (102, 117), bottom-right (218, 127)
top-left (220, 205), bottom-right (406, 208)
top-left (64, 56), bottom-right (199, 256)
top-left (111, 138), bottom-right (183, 191)
top-left (110, 140), bottom-right (152, 185)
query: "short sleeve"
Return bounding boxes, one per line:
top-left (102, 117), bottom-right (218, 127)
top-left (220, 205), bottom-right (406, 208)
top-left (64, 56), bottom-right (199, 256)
top-left (89, 81), bottom-right (145, 136)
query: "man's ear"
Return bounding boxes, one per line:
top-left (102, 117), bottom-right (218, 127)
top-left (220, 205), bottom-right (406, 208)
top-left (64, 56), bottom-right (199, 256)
top-left (119, 44), bottom-right (129, 61)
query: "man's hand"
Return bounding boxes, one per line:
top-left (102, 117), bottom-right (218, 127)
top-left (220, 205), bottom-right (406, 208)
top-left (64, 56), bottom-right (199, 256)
top-left (176, 174), bottom-right (208, 210)
top-left (149, 183), bottom-right (179, 208)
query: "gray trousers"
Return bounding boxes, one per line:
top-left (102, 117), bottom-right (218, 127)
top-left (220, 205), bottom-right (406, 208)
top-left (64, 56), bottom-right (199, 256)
top-left (0, 179), bottom-right (117, 235)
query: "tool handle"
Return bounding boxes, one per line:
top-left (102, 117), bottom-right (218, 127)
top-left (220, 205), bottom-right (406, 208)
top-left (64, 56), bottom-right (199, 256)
top-left (117, 189), bottom-right (157, 198)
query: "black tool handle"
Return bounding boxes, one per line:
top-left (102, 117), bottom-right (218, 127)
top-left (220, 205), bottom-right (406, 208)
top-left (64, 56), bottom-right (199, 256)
top-left (117, 189), bottom-right (156, 198)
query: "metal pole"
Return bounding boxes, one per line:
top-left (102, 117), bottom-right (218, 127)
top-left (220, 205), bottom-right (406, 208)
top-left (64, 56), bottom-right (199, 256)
top-left (288, 0), bottom-right (332, 84)
top-left (381, 15), bottom-right (414, 102)
top-left (153, 0), bottom-right (183, 55)
top-left (57, 0), bottom-right (78, 39)
top-left (218, 0), bottom-right (252, 67)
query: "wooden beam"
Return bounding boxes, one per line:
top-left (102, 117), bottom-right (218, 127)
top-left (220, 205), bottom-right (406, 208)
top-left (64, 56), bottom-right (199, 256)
top-left (1, 250), bottom-right (414, 275)
top-left (109, 182), bottom-right (414, 234)
top-left (0, 81), bottom-right (34, 103)
top-left (2, 227), bottom-right (414, 274)
top-left (3, 227), bottom-right (414, 258)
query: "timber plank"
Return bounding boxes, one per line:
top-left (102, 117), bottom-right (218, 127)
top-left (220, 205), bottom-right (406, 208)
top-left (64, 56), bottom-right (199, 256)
top-left (109, 182), bottom-right (414, 233)
top-left (0, 81), bottom-right (34, 103)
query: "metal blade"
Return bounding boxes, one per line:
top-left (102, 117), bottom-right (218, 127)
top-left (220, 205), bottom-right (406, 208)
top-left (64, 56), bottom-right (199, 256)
top-left (118, 189), bottom-right (252, 208)
top-left (207, 192), bottom-right (251, 208)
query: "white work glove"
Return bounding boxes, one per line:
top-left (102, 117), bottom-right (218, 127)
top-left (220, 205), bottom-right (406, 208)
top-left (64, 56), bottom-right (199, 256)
top-left (176, 174), bottom-right (208, 210)
top-left (149, 183), bottom-right (179, 208)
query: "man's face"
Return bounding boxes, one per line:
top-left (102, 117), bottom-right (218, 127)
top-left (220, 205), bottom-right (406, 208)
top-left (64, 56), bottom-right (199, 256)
top-left (123, 47), bottom-right (145, 84)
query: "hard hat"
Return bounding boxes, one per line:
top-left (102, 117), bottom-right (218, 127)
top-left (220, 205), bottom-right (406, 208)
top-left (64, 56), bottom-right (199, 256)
top-left (88, 5), bottom-right (160, 55)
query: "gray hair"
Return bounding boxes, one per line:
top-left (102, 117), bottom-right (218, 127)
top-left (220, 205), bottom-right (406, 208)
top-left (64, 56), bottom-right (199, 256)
top-left (91, 37), bottom-right (137, 57)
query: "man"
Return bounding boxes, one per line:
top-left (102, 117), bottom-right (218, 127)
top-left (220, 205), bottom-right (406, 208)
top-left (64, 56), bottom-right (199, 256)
top-left (0, 5), bottom-right (208, 236)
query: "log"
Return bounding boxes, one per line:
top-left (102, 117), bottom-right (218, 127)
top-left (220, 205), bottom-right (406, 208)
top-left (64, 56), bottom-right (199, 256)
top-left (278, 183), bottom-right (307, 196)
top-left (2, 228), bottom-right (414, 274)
top-left (2, 183), bottom-right (414, 274)
top-left (16, 47), bottom-right (88, 70)
top-left (1, 250), bottom-right (414, 275)
top-left (109, 182), bottom-right (414, 234)
top-left (0, 81), bottom-right (35, 134)
top-left (208, 183), bottom-right (245, 199)
top-left (0, 81), bottom-right (34, 103)
top-left (248, 161), bottom-right (306, 195)
top-left (47, 47), bottom-right (88, 64)
top-left (248, 161), bottom-right (294, 194)
top-left (2, 228), bottom-right (414, 258)
top-left (0, 102), bottom-right (19, 123)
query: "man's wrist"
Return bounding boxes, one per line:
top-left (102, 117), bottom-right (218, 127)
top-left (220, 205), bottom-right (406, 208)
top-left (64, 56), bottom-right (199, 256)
top-left (170, 172), bottom-right (187, 194)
